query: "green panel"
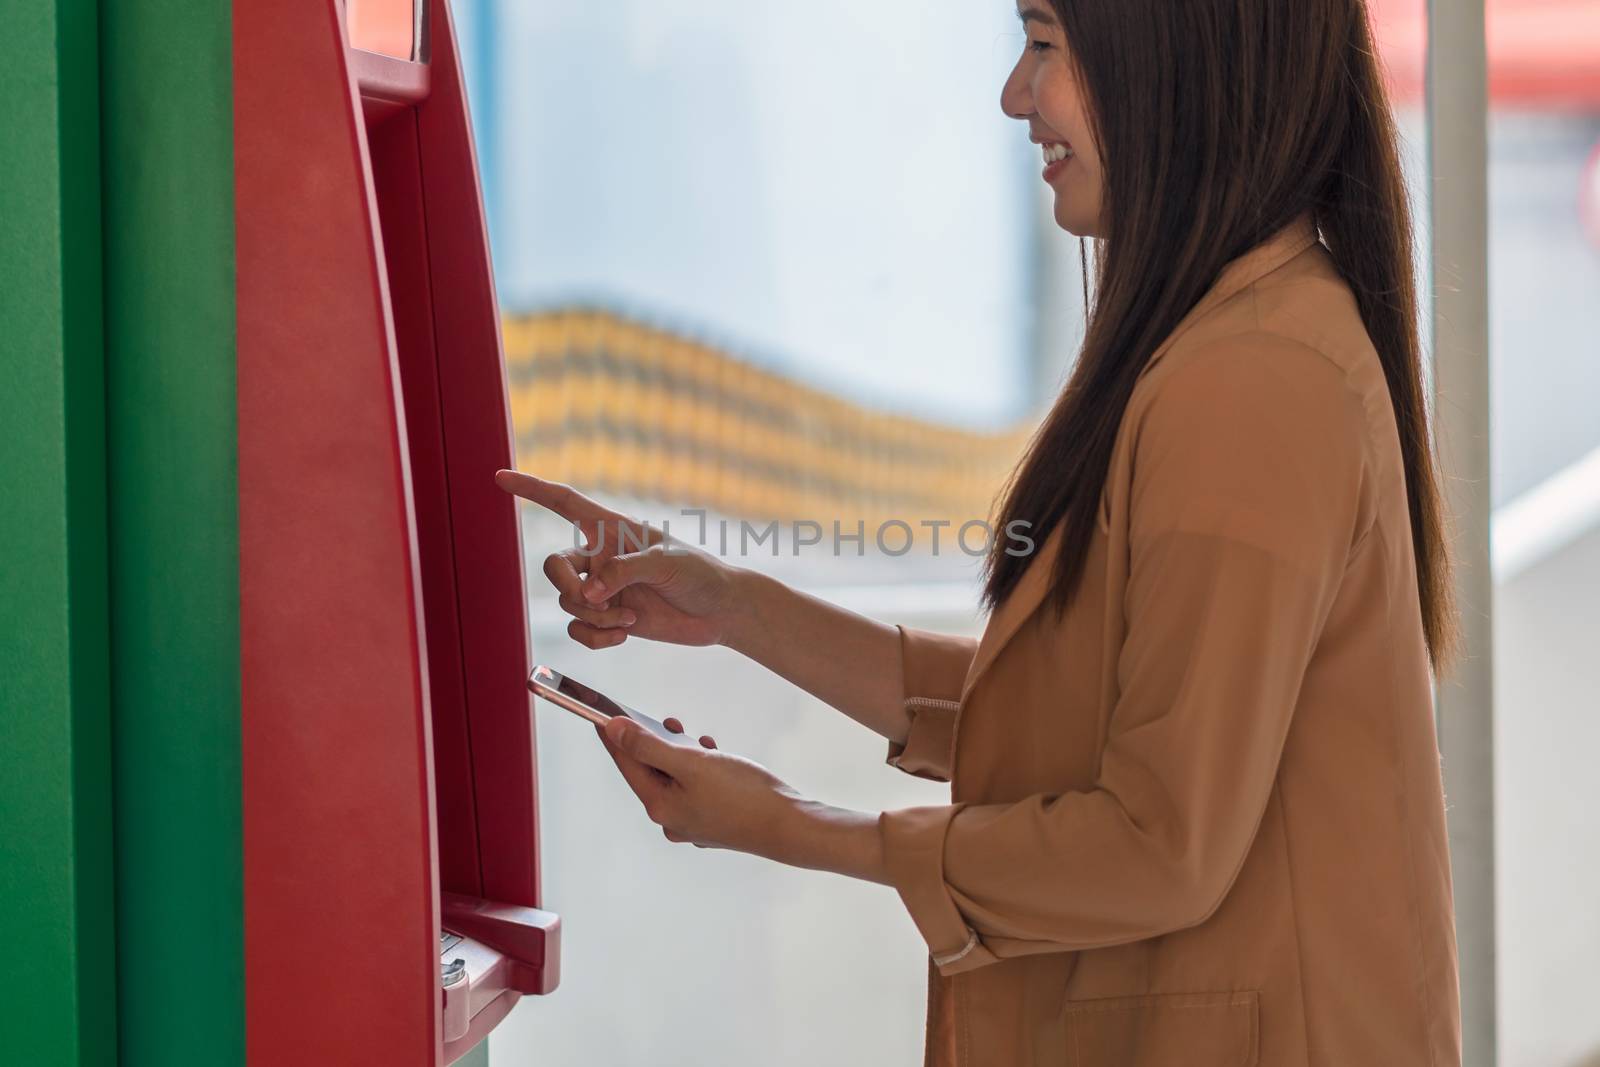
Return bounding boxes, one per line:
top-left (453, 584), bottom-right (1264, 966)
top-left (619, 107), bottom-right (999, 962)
top-left (0, 0), bottom-right (116, 1063)
top-left (99, 1), bottom-right (241, 1064)
top-left (458, 1041), bottom-right (489, 1067)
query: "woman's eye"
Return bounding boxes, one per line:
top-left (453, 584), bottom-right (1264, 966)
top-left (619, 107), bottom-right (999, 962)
top-left (1028, 39), bottom-right (1052, 54)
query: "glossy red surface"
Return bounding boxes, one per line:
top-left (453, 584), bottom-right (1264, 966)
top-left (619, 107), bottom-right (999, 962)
top-left (411, 0), bottom-right (544, 914)
top-left (236, 0), bottom-right (550, 1061)
top-left (351, 46), bottom-right (430, 108)
top-left (236, 0), bottom-right (440, 1062)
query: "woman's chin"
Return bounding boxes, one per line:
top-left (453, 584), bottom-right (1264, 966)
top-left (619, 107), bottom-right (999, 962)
top-left (1050, 195), bottom-right (1102, 239)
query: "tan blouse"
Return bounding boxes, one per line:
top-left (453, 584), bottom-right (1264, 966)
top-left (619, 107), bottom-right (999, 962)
top-left (878, 218), bottom-right (1462, 1067)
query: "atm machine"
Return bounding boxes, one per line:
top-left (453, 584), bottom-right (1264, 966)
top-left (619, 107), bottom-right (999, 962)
top-left (234, 1), bottom-right (558, 1062)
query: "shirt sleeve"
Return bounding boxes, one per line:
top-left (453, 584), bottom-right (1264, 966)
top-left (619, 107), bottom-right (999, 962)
top-left (878, 334), bottom-right (1374, 975)
top-left (885, 625), bottom-right (977, 782)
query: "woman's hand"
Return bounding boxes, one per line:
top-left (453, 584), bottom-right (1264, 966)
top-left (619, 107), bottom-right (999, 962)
top-left (595, 715), bottom-right (802, 852)
top-left (494, 468), bottom-right (913, 751)
top-left (495, 469), bottom-right (744, 650)
top-left (596, 715), bottom-right (891, 885)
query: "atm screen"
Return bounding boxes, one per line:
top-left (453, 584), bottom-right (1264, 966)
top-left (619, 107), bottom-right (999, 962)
top-left (342, 0), bottom-right (425, 62)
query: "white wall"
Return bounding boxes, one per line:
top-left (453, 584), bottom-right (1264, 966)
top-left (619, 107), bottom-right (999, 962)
top-left (1495, 523), bottom-right (1600, 1067)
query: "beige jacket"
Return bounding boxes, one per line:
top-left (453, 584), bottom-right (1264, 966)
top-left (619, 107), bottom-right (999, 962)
top-left (879, 218), bottom-right (1461, 1067)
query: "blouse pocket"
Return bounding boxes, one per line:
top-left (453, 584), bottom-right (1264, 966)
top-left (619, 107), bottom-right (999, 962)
top-left (1061, 990), bottom-right (1259, 1067)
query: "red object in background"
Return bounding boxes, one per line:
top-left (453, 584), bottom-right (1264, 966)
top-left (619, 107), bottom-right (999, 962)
top-left (1370, 0), bottom-right (1600, 109)
top-left (234, 1), bottom-right (557, 1064)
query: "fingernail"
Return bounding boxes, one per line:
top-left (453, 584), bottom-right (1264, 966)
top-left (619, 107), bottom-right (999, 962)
top-left (585, 580), bottom-right (607, 600)
top-left (619, 611), bottom-right (637, 627)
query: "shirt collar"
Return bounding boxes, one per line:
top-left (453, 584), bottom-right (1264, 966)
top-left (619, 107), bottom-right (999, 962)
top-left (1135, 213), bottom-right (1321, 382)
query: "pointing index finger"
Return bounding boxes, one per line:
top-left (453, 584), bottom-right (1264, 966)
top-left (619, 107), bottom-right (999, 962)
top-left (495, 469), bottom-right (607, 525)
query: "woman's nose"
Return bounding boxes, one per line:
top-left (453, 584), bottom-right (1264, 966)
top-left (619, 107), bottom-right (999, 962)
top-left (999, 61), bottom-right (1033, 121)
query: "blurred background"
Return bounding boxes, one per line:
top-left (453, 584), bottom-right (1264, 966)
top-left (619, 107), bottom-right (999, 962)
top-left (435, 1), bottom-right (1600, 1064)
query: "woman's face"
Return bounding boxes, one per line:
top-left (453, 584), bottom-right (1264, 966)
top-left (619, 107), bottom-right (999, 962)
top-left (1001, 3), bottom-right (1105, 237)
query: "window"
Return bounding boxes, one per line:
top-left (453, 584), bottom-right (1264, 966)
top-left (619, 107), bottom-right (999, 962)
top-left (454, 4), bottom-right (1061, 1063)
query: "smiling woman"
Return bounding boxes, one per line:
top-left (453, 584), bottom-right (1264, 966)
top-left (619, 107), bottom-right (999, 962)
top-left (984, 0), bottom-right (1453, 677)
top-left (481, 0), bottom-right (1460, 1064)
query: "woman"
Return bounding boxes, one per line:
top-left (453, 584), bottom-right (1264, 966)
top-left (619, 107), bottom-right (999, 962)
top-left (497, 0), bottom-right (1463, 1062)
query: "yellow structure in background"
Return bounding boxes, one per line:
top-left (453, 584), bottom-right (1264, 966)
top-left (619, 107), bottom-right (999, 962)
top-left (503, 309), bottom-right (1034, 538)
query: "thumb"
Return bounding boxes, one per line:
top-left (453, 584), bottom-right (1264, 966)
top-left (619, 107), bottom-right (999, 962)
top-left (584, 546), bottom-right (674, 603)
top-left (604, 717), bottom-right (689, 774)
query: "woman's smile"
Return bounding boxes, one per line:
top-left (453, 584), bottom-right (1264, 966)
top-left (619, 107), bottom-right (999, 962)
top-left (1040, 140), bottom-right (1075, 182)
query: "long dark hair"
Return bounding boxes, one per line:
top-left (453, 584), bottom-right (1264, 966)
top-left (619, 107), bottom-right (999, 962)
top-left (983, 0), bottom-right (1459, 674)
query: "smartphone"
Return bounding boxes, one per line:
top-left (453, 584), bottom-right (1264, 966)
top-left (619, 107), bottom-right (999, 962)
top-left (528, 665), bottom-right (702, 747)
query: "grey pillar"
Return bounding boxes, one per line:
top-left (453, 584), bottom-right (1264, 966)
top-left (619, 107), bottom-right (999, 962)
top-left (1426, 1), bottom-right (1497, 1063)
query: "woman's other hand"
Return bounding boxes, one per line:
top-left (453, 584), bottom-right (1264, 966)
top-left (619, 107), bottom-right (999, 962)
top-left (595, 715), bottom-right (801, 853)
top-left (495, 469), bottom-right (745, 650)
top-left (594, 715), bottom-right (891, 884)
top-left (661, 716), bottom-right (720, 752)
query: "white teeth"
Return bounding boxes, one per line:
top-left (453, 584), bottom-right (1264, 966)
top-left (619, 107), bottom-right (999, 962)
top-left (1041, 142), bottom-right (1073, 165)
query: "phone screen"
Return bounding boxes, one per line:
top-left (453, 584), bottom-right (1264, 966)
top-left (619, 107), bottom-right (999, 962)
top-left (528, 665), bottom-right (698, 746)
top-left (543, 668), bottom-right (630, 720)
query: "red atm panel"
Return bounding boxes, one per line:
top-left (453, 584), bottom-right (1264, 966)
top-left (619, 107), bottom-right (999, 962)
top-left (235, 2), bottom-right (557, 1063)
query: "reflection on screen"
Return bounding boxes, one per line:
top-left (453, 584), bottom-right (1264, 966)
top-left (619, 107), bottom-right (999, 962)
top-left (554, 672), bottom-right (630, 720)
